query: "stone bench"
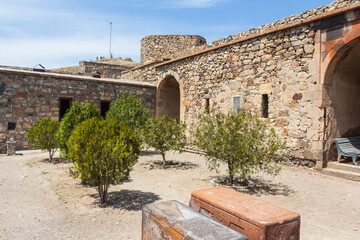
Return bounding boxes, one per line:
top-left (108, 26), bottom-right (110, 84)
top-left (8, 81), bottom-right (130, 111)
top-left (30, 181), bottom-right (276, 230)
top-left (332, 137), bottom-right (360, 166)
top-left (142, 200), bottom-right (248, 240)
top-left (189, 187), bottom-right (300, 240)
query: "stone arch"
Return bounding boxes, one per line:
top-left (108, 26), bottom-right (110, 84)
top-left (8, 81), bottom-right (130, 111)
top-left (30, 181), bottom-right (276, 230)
top-left (322, 28), bottom-right (360, 84)
top-left (323, 32), bottom-right (360, 162)
top-left (156, 74), bottom-right (184, 121)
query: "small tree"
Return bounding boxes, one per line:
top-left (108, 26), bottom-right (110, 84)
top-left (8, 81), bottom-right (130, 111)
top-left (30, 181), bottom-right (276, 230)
top-left (67, 117), bottom-right (140, 204)
top-left (57, 101), bottom-right (100, 158)
top-left (143, 115), bottom-right (187, 164)
top-left (194, 109), bottom-right (285, 184)
top-left (106, 92), bottom-right (150, 139)
top-left (27, 118), bottom-right (60, 162)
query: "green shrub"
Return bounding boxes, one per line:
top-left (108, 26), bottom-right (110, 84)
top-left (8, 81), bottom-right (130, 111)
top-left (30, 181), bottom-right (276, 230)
top-left (143, 115), bottom-right (187, 164)
top-left (193, 109), bottom-right (285, 184)
top-left (57, 101), bottom-right (100, 158)
top-left (27, 118), bottom-right (60, 162)
top-left (106, 92), bottom-right (150, 140)
top-left (67, 117), bottom-right (140, 204)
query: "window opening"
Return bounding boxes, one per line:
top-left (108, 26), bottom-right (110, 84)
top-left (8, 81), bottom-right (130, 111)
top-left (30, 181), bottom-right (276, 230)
top-left (232, 96), bottom-right (241, 111)
top-left (262, 94), bottom-right (269, 118)
top-left (7, 122), bottom-right (16, 130)
top-left (59, 98), bottom-right (72, 120)
top-left (101, 101), bottom-right (111, 118)
top-left (205, 98), bottom-right (210, 114)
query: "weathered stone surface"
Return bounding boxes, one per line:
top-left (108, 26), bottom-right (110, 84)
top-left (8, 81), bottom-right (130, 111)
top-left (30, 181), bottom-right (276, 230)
top-left (190, 187), bottom-right (300, 240)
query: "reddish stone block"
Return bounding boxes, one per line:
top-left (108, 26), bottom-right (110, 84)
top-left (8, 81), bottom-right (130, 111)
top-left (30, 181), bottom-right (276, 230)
top-left (16, 92), bottom-right (27, 99)
top-left (189, 187), bottom-right (300, 240)
top-left (352, 19), bottom-right (360, 32)
top-left (142, 200), bottom-right (248, 240)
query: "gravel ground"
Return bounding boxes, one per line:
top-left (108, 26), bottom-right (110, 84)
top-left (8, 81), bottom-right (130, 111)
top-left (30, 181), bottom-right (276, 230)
top-left (0, 150), bottom-right (359, 240)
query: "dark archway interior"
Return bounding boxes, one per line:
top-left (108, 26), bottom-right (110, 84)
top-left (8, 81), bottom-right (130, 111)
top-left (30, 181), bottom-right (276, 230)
top-left (157, 76), bottom-right (180, 120)
top-left (325, 38), bottom-right (360, 160)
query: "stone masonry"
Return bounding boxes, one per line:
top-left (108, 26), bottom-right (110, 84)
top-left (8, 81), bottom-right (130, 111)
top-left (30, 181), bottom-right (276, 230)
top-left (79, 61), bottom-right (134, 79)
top-left (122, 0), bottom-right (360, 168)
top-left (141, 35), bottom-right (206, 64)
top-left (0, 68), bottom-right (156, 151)
top-left (1, 0), bottom-right (359, 168)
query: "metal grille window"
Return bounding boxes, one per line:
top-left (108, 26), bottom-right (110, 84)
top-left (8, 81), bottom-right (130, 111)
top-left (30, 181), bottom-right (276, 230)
top-left (232, 96), bottom-right (241, 111)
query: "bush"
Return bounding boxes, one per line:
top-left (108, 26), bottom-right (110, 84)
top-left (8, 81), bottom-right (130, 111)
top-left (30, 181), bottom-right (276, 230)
top-left (67, 117), bottom-right (140, 204)
top-left (106, 92), bottom-right (150, 139)
top-left (143, 115), bottom-right (187, 164)
top-left (193, 109), bottom-right (285, 184)
top-left (57, 101), bottom-right (100, 158)
top-left (27, 118), bottom-right (60, 162)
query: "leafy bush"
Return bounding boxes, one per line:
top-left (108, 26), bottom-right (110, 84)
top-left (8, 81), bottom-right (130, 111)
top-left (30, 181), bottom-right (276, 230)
top-left (193, 109), bottom-right (285, 184)
top-left (143, 115), bottom-right (187, 164)
top-left (57, 101), bottom-right (100, 158)
top-left (106, 92), bottom-right (150, 139)
top-left (67, 117), bottom-right (140, 204)
top-left (27, 118), bottom-right (60, 162)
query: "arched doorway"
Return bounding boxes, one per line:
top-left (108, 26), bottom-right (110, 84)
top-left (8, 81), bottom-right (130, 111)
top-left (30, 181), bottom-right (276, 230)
top-left (156, 76), bottom-right (180, 120)
top-left (324, 37), bottom-right (360, 161)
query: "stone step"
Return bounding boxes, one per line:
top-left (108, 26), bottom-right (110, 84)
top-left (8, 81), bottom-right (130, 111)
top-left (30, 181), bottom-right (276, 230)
top-left (322, 168), bottom-right (360, 181)
top-left (327, 162), bottom-right (360, 174)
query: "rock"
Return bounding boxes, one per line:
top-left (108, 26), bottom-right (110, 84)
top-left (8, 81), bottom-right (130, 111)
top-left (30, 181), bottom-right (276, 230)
top-left (304, 44), bottom-right (314, 53)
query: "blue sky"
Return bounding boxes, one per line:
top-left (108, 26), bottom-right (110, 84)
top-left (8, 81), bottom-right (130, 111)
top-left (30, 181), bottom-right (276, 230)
top-left (0, 0), bottom-right (334, 69)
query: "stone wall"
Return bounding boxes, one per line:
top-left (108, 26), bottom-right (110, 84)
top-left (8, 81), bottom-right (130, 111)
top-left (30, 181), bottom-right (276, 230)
top-left (212, 0), bottom-right (360, 46)
top-left (0, 68), bottom-right (156, 151)
top-left (79, 61), bottom-right (134, 79)
top-left (140, 35), bottom-right (207, 64)
top-left (123, 1), bottom-right (360, 167)
top-left (124, 23), bottom-right (321, 163)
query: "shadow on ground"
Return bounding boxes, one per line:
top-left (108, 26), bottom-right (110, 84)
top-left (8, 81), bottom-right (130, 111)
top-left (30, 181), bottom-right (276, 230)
top-left (211, 176), bottom-right (295, 197)
top-left (140, 160), bottom-right (199, 170)
top-left (92, 189), bottom-right (161, 210)
top-left (140, 150), bottom-right (159, 156)
top-left (41, 157), bottom-right (70, 164)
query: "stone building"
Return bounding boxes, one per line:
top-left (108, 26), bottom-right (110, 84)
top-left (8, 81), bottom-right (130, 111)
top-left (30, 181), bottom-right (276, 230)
top-left (0, 67), bottom-right (156, 152)
top-left (121, 0), bottom-right (360, 169)
top-left (1, 0), bottom-right (360, 172)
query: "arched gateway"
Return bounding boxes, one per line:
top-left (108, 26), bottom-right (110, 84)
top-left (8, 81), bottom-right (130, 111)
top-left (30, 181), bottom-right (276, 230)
top-left (323, 32), bottom-right (360, 162)
top-left (156, 76), bottom-right (181, 121)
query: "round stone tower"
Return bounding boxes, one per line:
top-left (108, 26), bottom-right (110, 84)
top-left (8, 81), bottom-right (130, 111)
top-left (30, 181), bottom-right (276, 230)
top-left (140, 35), bottom-right (207, 64)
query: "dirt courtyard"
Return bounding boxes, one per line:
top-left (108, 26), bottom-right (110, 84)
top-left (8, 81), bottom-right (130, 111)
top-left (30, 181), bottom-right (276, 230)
top-left (0, 150), bottom-right (359, 240)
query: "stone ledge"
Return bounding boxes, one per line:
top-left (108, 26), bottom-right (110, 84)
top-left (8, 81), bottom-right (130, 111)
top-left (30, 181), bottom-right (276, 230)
top-left (0, 67), bottom-right (156, 89)
top-left (154, 2), bottom-right (360, 68)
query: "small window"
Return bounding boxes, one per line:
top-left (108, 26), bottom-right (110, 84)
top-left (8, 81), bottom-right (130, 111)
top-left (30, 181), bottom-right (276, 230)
top-left (59, 98), bottom-right (72, 120)
top-left (205, 98), bottom-right (210, 114)
top-left (232, 96), bottom-right (241, 111)
top-left (8, 122), bottom-right (16, 130)
top-left (262, 94), bottom-right (269, 118)
top-left (101, 101), bottom-right (110, 118)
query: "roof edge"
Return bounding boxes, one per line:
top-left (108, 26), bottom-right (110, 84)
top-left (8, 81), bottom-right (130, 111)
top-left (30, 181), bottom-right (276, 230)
top-left (154, 2), bottom-right (360, 68)
top-left (0, 67), bottom-right (156, 88)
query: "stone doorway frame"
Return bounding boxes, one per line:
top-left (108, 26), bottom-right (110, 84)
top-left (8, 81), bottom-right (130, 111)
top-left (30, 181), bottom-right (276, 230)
top-left (320, 28), bottom-right (360, 166)
top-left (156, 73), bottom-right (184, 122)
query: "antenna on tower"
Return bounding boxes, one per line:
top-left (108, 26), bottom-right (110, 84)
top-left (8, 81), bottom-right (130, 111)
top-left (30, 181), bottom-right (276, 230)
top-left (109, 21), bottom-right (113, 59)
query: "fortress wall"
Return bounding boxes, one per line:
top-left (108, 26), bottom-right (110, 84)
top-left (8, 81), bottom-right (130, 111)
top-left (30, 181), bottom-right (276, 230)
top-left (140, 35), bottom-right (206, 64)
